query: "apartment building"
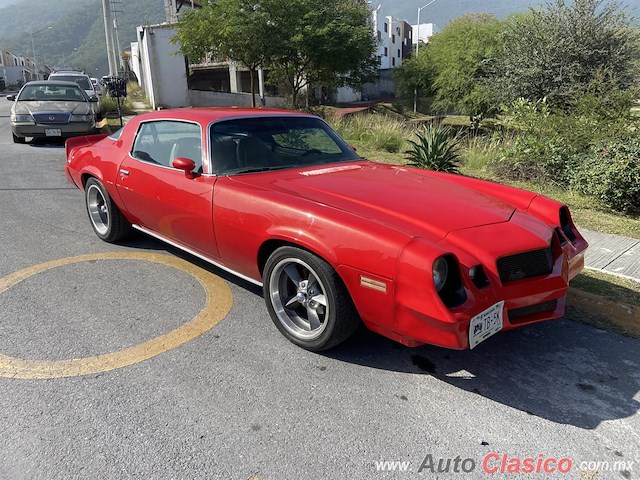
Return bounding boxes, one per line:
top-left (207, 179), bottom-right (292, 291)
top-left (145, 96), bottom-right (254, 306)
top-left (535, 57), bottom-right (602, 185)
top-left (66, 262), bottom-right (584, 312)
top-left (370, 5), bottom-right (430, 71)
top-left (0, 49), bottom-right (36, 87)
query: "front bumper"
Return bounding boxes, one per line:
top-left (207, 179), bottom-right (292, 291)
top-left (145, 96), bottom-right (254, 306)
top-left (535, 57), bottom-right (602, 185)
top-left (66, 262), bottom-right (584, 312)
top-left (351, 213), bottom-right (588, 350)
top-left (12, 121), bottom-right (95, 138)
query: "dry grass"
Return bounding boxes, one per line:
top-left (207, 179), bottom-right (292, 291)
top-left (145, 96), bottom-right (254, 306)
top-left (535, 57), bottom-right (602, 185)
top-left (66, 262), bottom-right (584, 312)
top-left (330, 114), bottom-right (410, 154)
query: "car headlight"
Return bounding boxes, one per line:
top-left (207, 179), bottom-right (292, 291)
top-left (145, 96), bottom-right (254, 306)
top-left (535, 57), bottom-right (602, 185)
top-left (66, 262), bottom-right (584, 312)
top-left (432, 256), bottom-right (449, 292)
top-left (10, 114), bottom-right (34, 123)
top-left (70, 114), bottom-right (93, 122)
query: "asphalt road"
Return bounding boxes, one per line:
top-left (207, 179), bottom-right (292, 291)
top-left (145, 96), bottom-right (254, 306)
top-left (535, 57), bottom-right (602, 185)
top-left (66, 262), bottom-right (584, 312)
top-left (0, 98), bottom-right (639, 480)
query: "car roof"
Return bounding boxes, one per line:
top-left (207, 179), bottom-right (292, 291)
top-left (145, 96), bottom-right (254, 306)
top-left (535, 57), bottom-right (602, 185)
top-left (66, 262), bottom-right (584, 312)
top-left (50, 71), bottom-right (87, 76)
top-left (135, 107), bottom-right (315, 124)
top-left (24, 80), bottom-right (84, 88)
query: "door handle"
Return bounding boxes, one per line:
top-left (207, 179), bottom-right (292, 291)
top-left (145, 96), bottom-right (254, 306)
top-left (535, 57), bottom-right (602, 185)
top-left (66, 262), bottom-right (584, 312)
top-left (119, 169), bottom-right (130, 176)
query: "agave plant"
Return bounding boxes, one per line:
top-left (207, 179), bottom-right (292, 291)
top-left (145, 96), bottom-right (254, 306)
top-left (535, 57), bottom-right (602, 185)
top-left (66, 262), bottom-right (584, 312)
top-left (404, 124), bottom-right (461, 174)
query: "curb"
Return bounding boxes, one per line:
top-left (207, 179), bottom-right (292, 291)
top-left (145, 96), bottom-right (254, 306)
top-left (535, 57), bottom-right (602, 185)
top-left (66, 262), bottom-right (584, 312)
top-left (584, 266), bottom-right (640, 285)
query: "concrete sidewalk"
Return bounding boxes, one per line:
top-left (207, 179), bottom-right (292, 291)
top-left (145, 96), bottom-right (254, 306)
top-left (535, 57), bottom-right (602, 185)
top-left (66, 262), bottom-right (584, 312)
top-left (581, 228), bottom-right (640, 282)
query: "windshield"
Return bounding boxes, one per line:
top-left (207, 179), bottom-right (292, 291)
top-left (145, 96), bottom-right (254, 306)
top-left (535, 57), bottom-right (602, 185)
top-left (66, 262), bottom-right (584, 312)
top-left (50, 75), bottom-right (92, 90)
top-left (18, 84), bottom-right (87, 102)
top-left (210, 116), bottom-right (360, 175)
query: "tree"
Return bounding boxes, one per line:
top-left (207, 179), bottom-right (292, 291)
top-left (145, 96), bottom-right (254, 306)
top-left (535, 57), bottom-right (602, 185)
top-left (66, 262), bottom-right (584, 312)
top-left (174, 0), bottom-right (377, 108)
top-left (174, 0), bottom-right (273, 107)
top-left (493, 0), bottom-right (639, 108)
top-left (397, 14), bottom-right (504, 117)
top-left (264, 0), bottom-right (377, 108)
top-left (395, 47), bottom-right (435, 111)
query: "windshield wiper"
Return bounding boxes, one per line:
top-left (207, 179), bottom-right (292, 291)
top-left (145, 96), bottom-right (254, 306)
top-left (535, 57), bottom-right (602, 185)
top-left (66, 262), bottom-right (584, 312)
top-left (233, 165), bottom-right (289, 174)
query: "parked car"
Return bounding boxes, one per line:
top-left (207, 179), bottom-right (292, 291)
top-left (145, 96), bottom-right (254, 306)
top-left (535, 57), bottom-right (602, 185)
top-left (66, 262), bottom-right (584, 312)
top-left (90, 77), bottom-right (104, 96)
top-left (48, 71), bottom-right (100, 114)
top-left (8, 80), bottom-right (97, 143)
top-left (64, 108), bottom-right (588, 351)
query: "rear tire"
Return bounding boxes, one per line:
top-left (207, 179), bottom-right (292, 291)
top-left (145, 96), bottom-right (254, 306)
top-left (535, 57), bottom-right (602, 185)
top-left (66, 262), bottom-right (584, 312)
top-left (84, 177), bottom-right (131, 243)
top-left (12, 133), bottom-right (25, 144)
top-left (263, 246), bottom-right (360, 351)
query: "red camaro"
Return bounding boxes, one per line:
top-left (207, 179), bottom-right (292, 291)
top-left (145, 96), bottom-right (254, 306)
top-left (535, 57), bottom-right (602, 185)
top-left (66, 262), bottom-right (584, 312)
top-left (65, 108), bottom-right (588, 351)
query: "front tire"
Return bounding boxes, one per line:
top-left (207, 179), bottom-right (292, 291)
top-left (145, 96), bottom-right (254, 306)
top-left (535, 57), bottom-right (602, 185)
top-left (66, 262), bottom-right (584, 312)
top-left (84, 177), bottom-right (131, 243)
top-left (263, 246), bottom-right (360, 351)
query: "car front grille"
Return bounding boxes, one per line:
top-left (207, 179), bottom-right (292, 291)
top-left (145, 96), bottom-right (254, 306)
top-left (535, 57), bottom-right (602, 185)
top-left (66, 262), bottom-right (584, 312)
top-left (33, 113), bottom-right (70, 124)
top-left (497, 247), bottom-right (554, 283)
top-left (508, 299), bottom-right (558, 324)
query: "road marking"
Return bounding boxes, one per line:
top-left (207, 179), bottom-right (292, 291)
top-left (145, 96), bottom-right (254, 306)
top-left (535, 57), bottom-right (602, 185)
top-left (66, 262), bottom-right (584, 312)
top-left (0, 252), bottom-right (233, 380)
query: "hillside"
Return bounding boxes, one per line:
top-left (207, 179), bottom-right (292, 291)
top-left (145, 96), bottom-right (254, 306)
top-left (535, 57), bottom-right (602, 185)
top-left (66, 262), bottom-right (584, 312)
top-left (376, 0), bottom-right (640, 29)
top-left (2, 0), bottom-right (638, 78)
top-left (0, 0), bottom-right (95, 39)
top-left (0, 0), bottom-right (164, 77)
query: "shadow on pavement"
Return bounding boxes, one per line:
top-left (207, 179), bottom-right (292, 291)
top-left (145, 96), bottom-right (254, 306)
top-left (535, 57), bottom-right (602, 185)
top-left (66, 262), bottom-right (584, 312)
top-left (28, 137), bottom-right (65, 148)
top-left (324, 319), bottom-right (640, 430)
top-left (115, 235), bottom-right (640, 430)
top-left (120, 234), bottom-right (262, 295)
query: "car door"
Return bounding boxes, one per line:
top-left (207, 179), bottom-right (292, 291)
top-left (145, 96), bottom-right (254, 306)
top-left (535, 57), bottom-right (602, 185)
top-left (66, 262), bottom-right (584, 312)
top-left (116, 119), bottom-right (220, 258)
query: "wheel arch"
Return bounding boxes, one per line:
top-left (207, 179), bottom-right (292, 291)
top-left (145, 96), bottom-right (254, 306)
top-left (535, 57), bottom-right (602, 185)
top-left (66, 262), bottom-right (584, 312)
top-left (80, 167), bottom-right (105, 190)
top-left (257, 237), bottom-right (338, 278)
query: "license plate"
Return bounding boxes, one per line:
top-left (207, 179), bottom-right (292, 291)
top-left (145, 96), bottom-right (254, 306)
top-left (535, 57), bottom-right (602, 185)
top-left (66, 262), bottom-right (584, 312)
top-left (45, 129), bottom-right (61, 137)
top-left (469, 301), bottom-right (504, 349)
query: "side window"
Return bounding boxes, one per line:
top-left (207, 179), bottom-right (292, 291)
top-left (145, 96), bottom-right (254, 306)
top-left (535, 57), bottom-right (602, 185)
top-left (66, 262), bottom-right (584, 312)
top-left (131, 121), bottom-right (202, 172)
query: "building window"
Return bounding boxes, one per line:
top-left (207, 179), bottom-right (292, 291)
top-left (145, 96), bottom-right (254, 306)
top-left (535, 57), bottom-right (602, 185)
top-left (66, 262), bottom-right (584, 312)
top-left (377, 56), bottom-right (382, 64)
top-left (398, 49), bottom-right (401, 57)
top-left (392, 34), bottom-right (395, 44)
top-left (392, 57), bottom-right (396, 67)
top-left (384, 47), bottom-right (387, 56)
top-left (377, 31), bottom-right (381, 42)
top-left (384, 23), bottom-right (387, 33)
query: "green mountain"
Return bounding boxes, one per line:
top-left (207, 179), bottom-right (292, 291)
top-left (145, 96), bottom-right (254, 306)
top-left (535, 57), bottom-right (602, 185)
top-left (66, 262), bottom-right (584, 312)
top-left (0, 0), bottom-right (164, 77)
top-left (2, 0), bottom-right (638, 78)
top-left (376, 0), bottom-right (639, 29)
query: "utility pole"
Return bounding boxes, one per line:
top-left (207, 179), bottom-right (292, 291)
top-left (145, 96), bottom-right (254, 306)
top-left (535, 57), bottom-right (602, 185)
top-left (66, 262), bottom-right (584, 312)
top-left (102, 0), bottom-right (117, 76)
top-left (165, 0), bottom-right (177, 23)
top-left (30, 26), bottom-right (52, 80)
top-left (414, 0), bottom-right (437, 113)
top-left (111, 0), bottom-right (124, 71)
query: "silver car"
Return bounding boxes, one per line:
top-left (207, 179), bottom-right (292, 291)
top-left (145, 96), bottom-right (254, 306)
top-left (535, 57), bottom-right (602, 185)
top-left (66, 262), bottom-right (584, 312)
top-left (48, 71), bottom-right (101, 115)
top-left (8, 81), bottom-right (97, 144)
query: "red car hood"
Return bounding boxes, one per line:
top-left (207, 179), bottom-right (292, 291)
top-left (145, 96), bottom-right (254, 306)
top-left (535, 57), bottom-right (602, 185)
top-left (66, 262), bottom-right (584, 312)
top-left (232, 162), bottom-right (529, 241)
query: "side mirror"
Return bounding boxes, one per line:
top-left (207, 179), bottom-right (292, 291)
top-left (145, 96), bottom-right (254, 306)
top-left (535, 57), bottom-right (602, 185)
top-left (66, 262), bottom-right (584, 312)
top-left (172, 157), bottom-right (196, 178)
top-left (6, 95), bottom-right (15, 101)
top-left (89, 96), bottom-right (99, 103)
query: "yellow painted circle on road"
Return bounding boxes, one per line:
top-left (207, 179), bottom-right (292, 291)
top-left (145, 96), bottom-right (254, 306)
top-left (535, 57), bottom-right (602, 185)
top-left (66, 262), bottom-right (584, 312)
top-left (0, 252), bottom-right (233, 380)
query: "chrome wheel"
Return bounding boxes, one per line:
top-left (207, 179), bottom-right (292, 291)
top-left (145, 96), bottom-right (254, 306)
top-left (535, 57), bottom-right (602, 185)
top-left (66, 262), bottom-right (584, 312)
top-left (269, 257), bottom-right (329, 341)
top-left (87, 184), bottom-right (109, 236)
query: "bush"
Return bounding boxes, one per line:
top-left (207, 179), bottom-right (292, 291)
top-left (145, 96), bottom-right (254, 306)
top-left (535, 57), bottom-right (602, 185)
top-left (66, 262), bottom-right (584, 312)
top-left (492, 93), bottom-right (639, 182)
top-left (493, 0), bottom-right (639, 109)
top-left (491, 98), bottom-right (573, 181)
top-left (404, 124), bottom-right (461, 174)
top-left (570, 139), bottom-right (640, 214)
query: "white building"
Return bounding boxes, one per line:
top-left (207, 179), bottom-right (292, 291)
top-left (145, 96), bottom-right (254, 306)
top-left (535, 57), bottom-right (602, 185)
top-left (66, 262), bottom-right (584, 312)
top-left (412, 22), bottom-right (435, 46)
top-left (370, 5), bottom-right (413, 70)
top-left (0, 50), bottom-right (36, 86)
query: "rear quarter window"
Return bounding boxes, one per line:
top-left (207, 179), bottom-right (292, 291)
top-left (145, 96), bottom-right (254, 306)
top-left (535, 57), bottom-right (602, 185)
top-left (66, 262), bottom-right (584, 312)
top-left (131, 120), bottom-right (203, 171)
